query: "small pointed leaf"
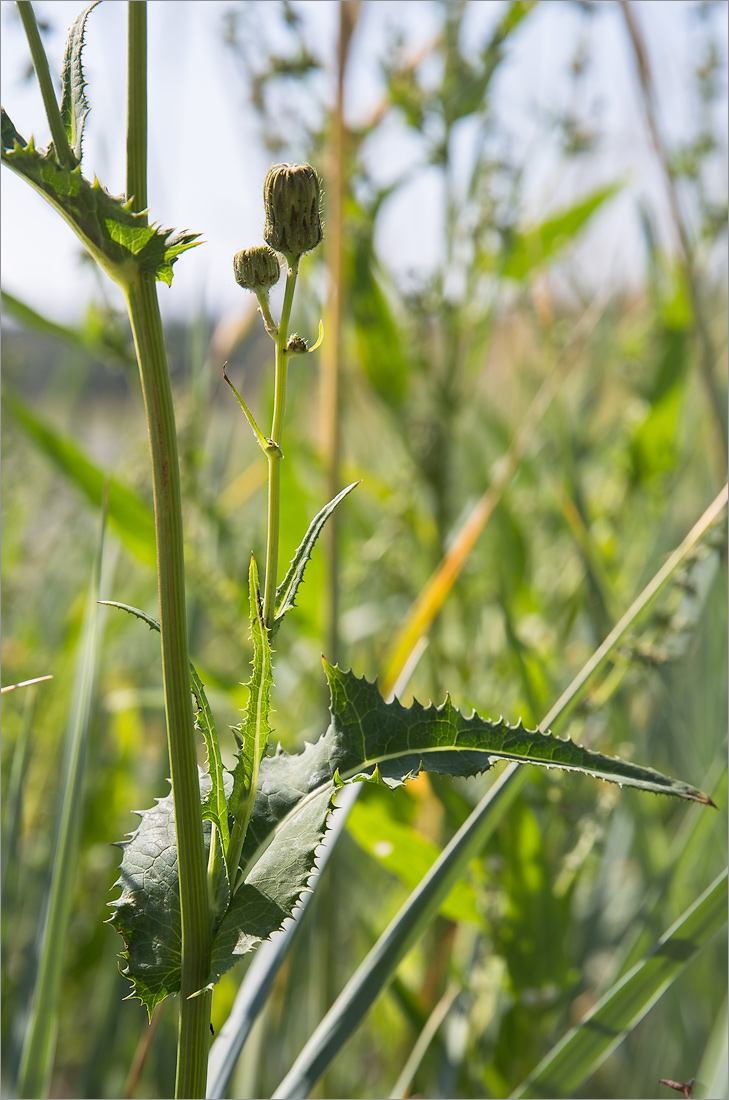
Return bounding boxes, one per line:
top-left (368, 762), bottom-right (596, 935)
top-left (273, 483), bottom-right (359, 636)
top-left (59, 2), bottom-right (99, 160)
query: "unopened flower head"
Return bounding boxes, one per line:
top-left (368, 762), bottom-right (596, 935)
top-left (233, 245), bottom-right (281, 293)
top-left (263, 163), bottom-right (323, 259)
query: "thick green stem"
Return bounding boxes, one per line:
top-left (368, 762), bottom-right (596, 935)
top-left (125, 276), bottom-right (212, 1098)
top-left (263, 257), bottom-right (299, 627)
top-left (126, 7), bottom-right (210, 1096)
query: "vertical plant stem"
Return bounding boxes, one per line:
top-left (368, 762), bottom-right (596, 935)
top-left (620, 0), bottom-right (728, 467)
top-left (125, 7), bottom-right (210, 1096)
top-left (320, 1), bottom-right (360, 662)
top-left (263, 257), bottom-right (299, 628)
top-left (16, 1), bottom-right (74, 166)
top-left (126, 0), bottom-right (147, 213)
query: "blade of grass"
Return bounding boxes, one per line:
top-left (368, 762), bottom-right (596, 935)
top-left (388, 982), bottom-right (460, 1099)
top-left (3, 389), bottom-right (156, 566)
top-left (620, 0), bottom-right (727, 467)
top-left (271, 764), bottom-right (526, 1100)
top-left (270, 488), bottom-right (725, 1099)
top-left (205, 782), bottom-right (360, 1099)
top-left (15, 510), bottom-right (107, 1099)
top-left (320, 0), bottom-right (361, 662)
top-left (694, 992), bottom-right (728, 1100)
top-left (509, 869), bottom-right (728, 1099)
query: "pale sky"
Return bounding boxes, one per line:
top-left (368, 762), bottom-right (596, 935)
top-left (1, 0), bottom-right (727, 326)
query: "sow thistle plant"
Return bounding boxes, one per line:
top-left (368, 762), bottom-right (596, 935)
top-left (2, 4), bottom-right (723, 1100)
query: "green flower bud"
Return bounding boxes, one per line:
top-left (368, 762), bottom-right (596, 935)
top-left (233, 245), bottom-right (281, 292)
top-left (263, 163), bottom-right (323, 259)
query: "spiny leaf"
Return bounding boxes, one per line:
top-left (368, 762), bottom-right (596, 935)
top-left (227, 557), bottom-right (274, 883)
top-left (241, 663), bottom-right (712, 875)
top-left (1, 126), bottom-right (200, 287)
top-left (99, 601), bottom-right (228, 849)
top-left (108, 783), bottom-right (187, 1016)
top-left (109, 664), bottom-right (712, 1011)
top-left (59, 2), bottom-right (99, 161)
top-left (1, 108), bottom-right (26, 151)
top-left (273, 482), bottom-right (359, 636)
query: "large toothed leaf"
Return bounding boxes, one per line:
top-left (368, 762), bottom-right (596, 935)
top-left (109, 663), bottom-right (712, 1012)
top-left (59, 2), bottom-right (99, 161)
top-left (226, 557), bottom-right (274, 881)
top-left (273, 482), bottom-right (359, 636)
top-left (240, 662), bottom-right (712, 872)
top-left (100, 601), bottom-right (228, 849)
top-left (1, 114), bottom-right (199, 288)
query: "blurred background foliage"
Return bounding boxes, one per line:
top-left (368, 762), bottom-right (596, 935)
top-left (2, 1), bottom-right (727, 1098)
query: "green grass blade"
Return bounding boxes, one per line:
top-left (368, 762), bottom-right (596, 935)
top-left (205, 783), bottom-right (359, 1100)
top-left (388, 983), bottom-right (459, 1099)
top-left (509, 869), bottom-right (728, 1100)
top-left (271, 765), bottom-right (527, 1100)
top-left (4, 390), bottom-right (156, 566)
top-left (2, 290), bottom-right (137, 371)
top-left (499, 182), bottom-right (622, 280)
top-left (1, 686), bottom-right (38, 899)
top-left (695, 993), bottom-right (728, 1100)
top-left (15, 516), bottom-right (108, 1099)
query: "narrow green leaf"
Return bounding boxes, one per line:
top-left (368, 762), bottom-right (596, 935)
top-left (510, 869), bottom-right (728, 1099)
top-left (208, 823), bottom-right (231, 931)
top-left (59, 2), bottom-right (100, 160)
top-left (16, 513), bottom-right (106, 1097)
top-left (496, 183), bottom-right (622, 281)
top-left (695, 992), bottom-right (728, 1100)
top-left (4, 390), bottom-right (157, 566)
top-left (99, 600), bottom-right (229, 850)
top-left (273, 482), bottom-right (359, 636)
top-left (227, 556), bottom-right (274, 882)
top-left (271, 764), bottom-right (526, 1100)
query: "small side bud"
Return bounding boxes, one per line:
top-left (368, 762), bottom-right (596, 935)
top-left (233, 245), bottom-right (281, 293)
top-left (263, 163), bottom-right (323, 259)
top-left (286, 333), bottom-right (308, 354)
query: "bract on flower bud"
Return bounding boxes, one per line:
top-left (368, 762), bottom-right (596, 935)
top-left (233, 245), bottom-right (281, 292)
top-left (263, 163), bottom-right (323, 259)
top-left (287, 333), bottom-right (308, 354)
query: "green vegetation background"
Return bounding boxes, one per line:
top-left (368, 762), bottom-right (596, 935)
top-left (2, 2), bottom-right (727, 1098)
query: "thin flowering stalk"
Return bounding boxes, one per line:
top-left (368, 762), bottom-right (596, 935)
top-left (232, 163), bottom-right (324, 629)
top-left (264, 255), bottom-right (299, 627)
